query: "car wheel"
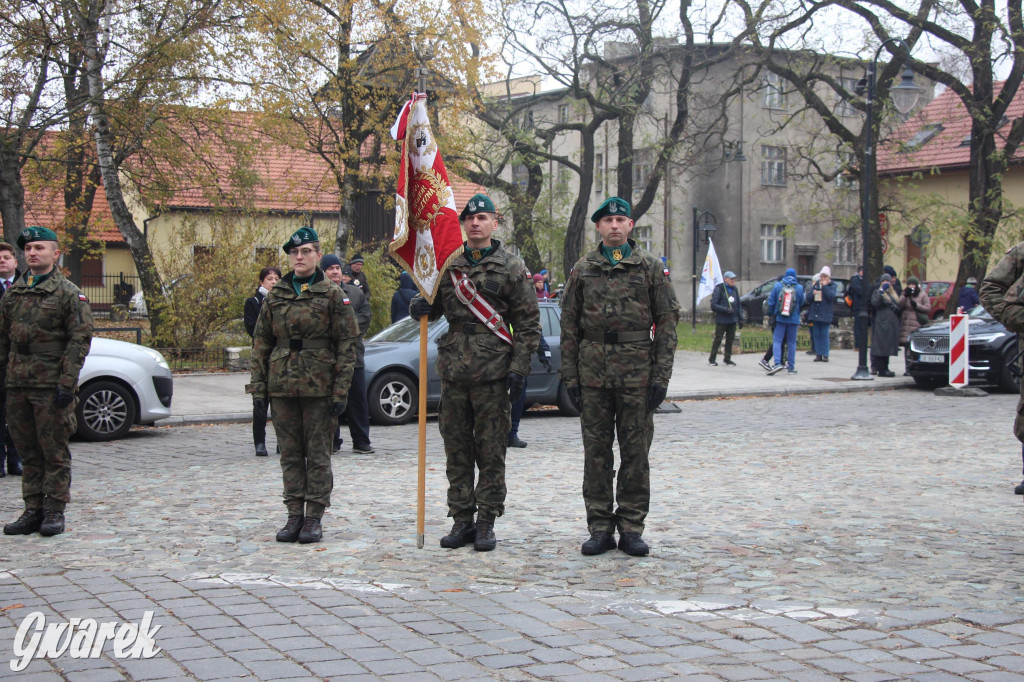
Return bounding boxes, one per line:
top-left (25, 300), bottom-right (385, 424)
top-left (368, 372), bottom-right (417, 426)
top-left (76, 380), bottom-right (137, 441)
top-left (999, 348), bottom-right (1021, 393)
top-left (556, 381), bottom-right (580, 417)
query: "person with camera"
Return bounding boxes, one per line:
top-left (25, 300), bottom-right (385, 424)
top-left (898, 276), bottom-right (931, 375)
top-left (870, 273), bottom-right (901, 377)
top-left (805, 266), bottom-right (837, 362)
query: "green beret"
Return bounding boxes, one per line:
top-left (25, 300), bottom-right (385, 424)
top-left (17, 226), bottom-right (58, 249)
top-left (460, 193), bottom-right (496, 220)
top-left (591, 196), bottom-right (632, 223)
top-left (282, 226), bottom-right (319, 254)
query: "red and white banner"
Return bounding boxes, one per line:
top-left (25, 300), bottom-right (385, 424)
top-left (389, 93), bottom-right (464, 303)
top-left (949, 313), bottom-right (969, 388)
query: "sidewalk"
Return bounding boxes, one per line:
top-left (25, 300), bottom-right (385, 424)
top-left (157, 348), bottom-right (915, 426)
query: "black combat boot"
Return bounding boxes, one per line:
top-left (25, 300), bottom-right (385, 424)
top-left (474, 520), bottom-right (496, 552)
top-left (298, 517), bottom-right (322, 544)
top-left (618, 532), bottom-right (649, 557)
top-left (3, 508), bottom-right (43, 535)
top-left (39, 511), bottom-right (65, 537)
top-left (276, 515), bottom-right (304, 542)
top-left (254, 443), bottom-right (269, 457)
top-left (581, 531), bottom-right (616, 556)
top-left (439, 520), bottom-right (475, 549)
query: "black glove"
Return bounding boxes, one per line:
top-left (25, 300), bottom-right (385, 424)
top-left (566, 382), bottom-right (582, 411)
top-left (507, 373), bottom-right (525, 402)
top-left (54, 387), bottom-right (75, 408)
top-left (329, 400), bottom-right (347, 417)
top-left (409, 297), bottom-right (433, 320)
top-left (738, 321), bottom-right (744, 330)
top-left (647, 384), bottom-right (668, 411)
top-left (253, 396), bottom-right (267, 415)
top-left (540, 358), bottom-right (552, 372)
top-left (910, 299), bottom-right (918, 309)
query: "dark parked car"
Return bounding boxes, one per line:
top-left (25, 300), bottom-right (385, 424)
top-left (906, 305), bottom-right (1018, 391)
top-left (922, 280), bottom-right (953, 320)
top-left (361, 299), bottom-right (577, 426)
top-left (740, 275), bottom-right (852, 324)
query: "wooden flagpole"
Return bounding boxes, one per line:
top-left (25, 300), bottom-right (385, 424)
top-left (417, 314), bottom-right (427, 549)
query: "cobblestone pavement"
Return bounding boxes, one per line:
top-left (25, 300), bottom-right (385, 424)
top-left (3, 390), bottom-right (1024, 680)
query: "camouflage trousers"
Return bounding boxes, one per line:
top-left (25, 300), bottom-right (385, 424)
top-left (270, 397), bottom-right (333, 519)
top-left (438, 379), bottom-right (510, 522)
top-left (7, 388), bottom-right (76, 512)
top-left (580, 386), bottom-right (653, 535)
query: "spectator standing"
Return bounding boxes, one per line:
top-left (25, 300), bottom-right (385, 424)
top-left (391, 271), bottom-right (417, 323)
top-left (1, 227), bottom-right (93, 537)
top-left (533, 274), bottom-right (548, 299)
top-left (0, 243), bottom-right (21, 477)
top-left (848, 265), bottom-right (867, 351)
top-left (870, 273), bottom-right (901, 377)
top-left (806, 266), bottom-right (836, 362)
top-left (539, 268), bottom-right (551, 295)
top-left (766, 268), bottom-right (804, 374)
top-left (958, 276), bottom-right (981, 312)
top-left (708, 270), bottom-right (742, 366)
top-left (899, 276), bottom-right (931, 375)
top-left (882, 265), bottom-right (903, 296)
top-left (507, 336), bottom-right (553, 448)
top-left (339, 264), bottom-right (373, 453)
top-left (349, 254), bottom-right (370, 299)
top-left (247, 227), bottom-right (359, 544)
top-left (244, 266), bottom-right (281, 458)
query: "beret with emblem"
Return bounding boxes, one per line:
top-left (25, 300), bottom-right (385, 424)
top-left (282, 226), bottom-right (319, 254)
top-left (460, 193), bottom-right (496, 220)
top-left (17, 226), bottom-right (58, 249)
top-left (591, 196), bottom-right (632, 223)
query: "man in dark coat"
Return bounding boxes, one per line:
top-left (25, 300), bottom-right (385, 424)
top-left (708, 271), bottom-right (742, 366)
top-left (870, 273), bottom-right (901, 376)
top-left (958, 277), bottom-right (981, 312)
top-left (391, 271), bottom-right (418, 323)
top-left (848, 266), bottom-right (867, 352)
top-left (0, 242), bottom-right (21, 477)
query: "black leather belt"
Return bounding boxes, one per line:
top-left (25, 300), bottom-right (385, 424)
top-left (276, 338), bottom-right (331, 350)
top-left (15, 341), bottom-right (66, 354)
top-left (583, 330), bottom-right (650, 343)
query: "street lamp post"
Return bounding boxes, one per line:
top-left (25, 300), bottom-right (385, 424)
top-left (692, 208), bottom-right (717, 332)
top-left (851, 39), bottom-right (923, 380)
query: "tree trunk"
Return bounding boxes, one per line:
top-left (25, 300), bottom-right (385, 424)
top-left (0, 153), bottom-right (27, 253)
top-left (335, 168), bottom-right (357, 257)
top-left (616, 113), bottom-right (635, 201)
top-left (81, 21), bottom-right (166, 340)
top-left (563, 134), bottom-right (598, 274)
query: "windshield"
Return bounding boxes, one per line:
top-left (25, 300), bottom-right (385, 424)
top-left (369, 316), bottom-right (447, 343)
top-left (967, 305), bottom-right (992, 320)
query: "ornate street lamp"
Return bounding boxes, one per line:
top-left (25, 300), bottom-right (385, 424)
top-left (851, 39), bottom-right (924, 380)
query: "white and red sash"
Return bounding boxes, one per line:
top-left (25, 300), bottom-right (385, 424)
top-left (450, 269), bottom-right (513, 345)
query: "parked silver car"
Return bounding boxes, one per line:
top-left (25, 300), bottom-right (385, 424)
top-left (76, 337), bottom-right (173, 440)
top-left (362, 299), bottom-right (577, 426)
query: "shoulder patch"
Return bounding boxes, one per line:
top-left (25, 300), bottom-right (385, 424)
top-left (342, 297), bottom-right (351, 305)
top-left (78, 294), bottom-right (88, 302)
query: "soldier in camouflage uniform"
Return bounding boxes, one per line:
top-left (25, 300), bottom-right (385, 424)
top-left (560, 197), bottom-right (680, 557)
top-left (409, 194), bottom-right (541, 551)
top-left (247, 227), bottom-right (359, 544)
top-left (980, 244), bottom-right (1024, 494)
top-left (1, 227), bottom-right (93, 537)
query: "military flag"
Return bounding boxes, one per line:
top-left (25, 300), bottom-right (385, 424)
top-left (696, 237), bottom-right (724, 304)
top-left (389, 93), bottom-right (464, 302)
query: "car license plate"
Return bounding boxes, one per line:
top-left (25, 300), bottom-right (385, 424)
top-left (919, 354), bottom-right (945, 363)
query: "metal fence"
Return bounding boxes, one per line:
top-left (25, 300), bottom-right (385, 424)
top-left (151, 347), bottom-right (225, 372)
top-left (81, 273), bottom-right (142, 312)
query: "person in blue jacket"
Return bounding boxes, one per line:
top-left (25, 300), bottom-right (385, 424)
top-left (766, 268), bottom-right (804, 374)
top-left (957, 277), bottom-right (980, 312)
top-left (391, 271), bottom-right (418, 323)
top-left (805, 266), bottom-right (837, 362)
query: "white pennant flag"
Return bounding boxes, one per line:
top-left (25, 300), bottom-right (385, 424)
top-left (696, 238), bottom-right (724, 304)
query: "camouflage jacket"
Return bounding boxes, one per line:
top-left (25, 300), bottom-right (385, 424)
top-left (248, 268), bottom-right (359, 398)
top-left (0, 269), bottom-right (93, 391)
top-left (981, 241), bottom-right (1024, 334)
top-left (340, 281), bottom-right (371, 368)
top-left (560, 240), bottom-right (680, 388)
top-left (415, 240), bottom-right (541, 383)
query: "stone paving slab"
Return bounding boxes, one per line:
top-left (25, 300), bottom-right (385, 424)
top-left (1, 391), bottom-right (1023, 679)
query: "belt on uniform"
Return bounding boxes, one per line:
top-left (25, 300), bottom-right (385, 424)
top-left (15, 341), bottom-right (66, 354)
top-left (276, 338), bottom-right (331, 350)
top-left (583, 330), bottom-right (650, 343)
top-left (458, 322), bottom-right (492, 334)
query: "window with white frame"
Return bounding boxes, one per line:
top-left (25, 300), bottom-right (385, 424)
top-left (512, 164), bottom-right (529, 190)
top-left (558, 104), bottom-right (569, 123)
top-left (838, 77), bottom-right (860, 117)
top-left (760, 145), bottom-right (786, 186)
top-left (833, 229), bottom-right (858, 265)
top-left (633, 225), bottom-right (653, 251)
top-left (632, 148), bottom-right (653, 196)
top-left (557, 168), bottom-right (571, 198)
top-left (760, 224), bottom-right (785, 263)
top-left (763, 73), bottom-right (788, 109)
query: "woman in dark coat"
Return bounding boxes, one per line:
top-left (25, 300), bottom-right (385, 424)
top-left (244, 266), bottom-right (281, 456)
top-left (870, 273), bottom-right (901, 377)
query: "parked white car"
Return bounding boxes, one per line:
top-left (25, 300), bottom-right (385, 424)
top-left (75, 338), bottom-right (173, 440)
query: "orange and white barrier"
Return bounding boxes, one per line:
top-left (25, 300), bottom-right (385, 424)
top-left (949, 313), bottom-right (969, 388)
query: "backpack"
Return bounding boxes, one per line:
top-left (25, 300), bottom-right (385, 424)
top-left (777, 283), bottom-right (797, 317)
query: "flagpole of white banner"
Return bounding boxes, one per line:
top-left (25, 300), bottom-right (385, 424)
top-left (415, 68), bottom-right (428, 550)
